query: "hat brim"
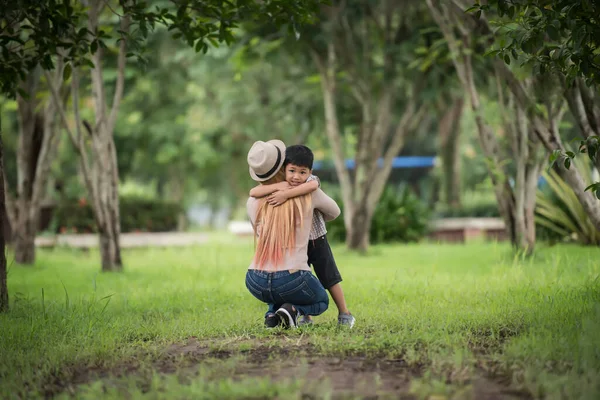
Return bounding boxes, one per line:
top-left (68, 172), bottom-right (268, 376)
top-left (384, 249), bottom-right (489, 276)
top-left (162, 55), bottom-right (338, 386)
top-left (248, 139), bottom-right (286, 182)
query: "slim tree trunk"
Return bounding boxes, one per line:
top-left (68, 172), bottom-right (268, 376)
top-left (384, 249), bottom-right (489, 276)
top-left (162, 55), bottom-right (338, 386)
top-left (0, 119), bottom-right (9, 312)
top-left (439, 98), bottom-right (464, 208)
top-left (95, 135), bottom-right (122, 271)
top-left (87, 1), bottom-right (125, 272)
top-left (12, 62), bottom-right (65, 265)
top-left (13, 70), bottom-right (41, 264)
top-left (511, 99), bottom-right (545, 255)
top-left (47, 1), bottom-right (128, 272)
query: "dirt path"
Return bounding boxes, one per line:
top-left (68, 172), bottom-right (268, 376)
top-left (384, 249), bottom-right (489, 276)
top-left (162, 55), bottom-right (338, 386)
top-left (44, 338), bottom-right (530, 399)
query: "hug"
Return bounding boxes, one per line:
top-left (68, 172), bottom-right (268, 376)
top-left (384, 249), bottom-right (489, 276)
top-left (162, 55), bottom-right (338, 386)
top-left (244, 139), bottom-right (355, 329)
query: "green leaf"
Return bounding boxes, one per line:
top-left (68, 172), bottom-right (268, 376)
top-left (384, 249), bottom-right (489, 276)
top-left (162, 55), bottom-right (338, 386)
top-left (483, 49), bottom-right (501, 57)
top-left (63, 63), bottom-right (72, 81)
top-left (508, 6), bottom-right (515, 18)
top-left (504, 54), bottom-right (511, 65)
top-left (465, 5), bottom-right (480, 13)
top-left (584, 183), bottom-right (598, 192)
top-left (564, 157), bottom-right (571, 169)
top-left (549, 149), bottom-right (561, 163)
top-left (547, 26), bottom-right (560, 41)
top-left (475, 10), bottom-right (482, 19)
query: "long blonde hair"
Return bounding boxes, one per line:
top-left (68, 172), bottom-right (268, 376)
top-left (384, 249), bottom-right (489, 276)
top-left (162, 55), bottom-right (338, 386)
top-left (253, 168), bottom-right (311, 268)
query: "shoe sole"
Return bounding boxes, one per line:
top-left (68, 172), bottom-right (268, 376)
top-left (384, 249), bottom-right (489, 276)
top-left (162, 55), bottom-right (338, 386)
top-left (264, 313), bottom-right (282, 329)
top-left (276, 308), bottom-right (297, 328)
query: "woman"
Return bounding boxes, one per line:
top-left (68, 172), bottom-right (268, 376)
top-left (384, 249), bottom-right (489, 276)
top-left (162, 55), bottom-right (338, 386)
top-left (245, 139), bottom-right (341, 328)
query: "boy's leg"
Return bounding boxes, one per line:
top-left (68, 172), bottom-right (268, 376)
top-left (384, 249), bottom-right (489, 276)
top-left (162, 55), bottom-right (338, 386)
top-left (328, 283), bottom-right (349, 314)
top-left (308, 235), bottom-right (351, 317)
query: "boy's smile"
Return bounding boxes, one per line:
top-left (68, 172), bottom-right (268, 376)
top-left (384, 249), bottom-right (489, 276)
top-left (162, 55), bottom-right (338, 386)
top-left (285, 163), bottom-right (311, 186)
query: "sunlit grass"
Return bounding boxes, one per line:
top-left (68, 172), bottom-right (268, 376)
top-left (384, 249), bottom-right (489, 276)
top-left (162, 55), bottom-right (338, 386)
top-left (1, 237), bottom-right (599, 399)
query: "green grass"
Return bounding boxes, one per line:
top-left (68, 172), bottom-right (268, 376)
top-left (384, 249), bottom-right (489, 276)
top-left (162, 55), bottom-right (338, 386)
top-left (1, 237), bottom-right (599, 399)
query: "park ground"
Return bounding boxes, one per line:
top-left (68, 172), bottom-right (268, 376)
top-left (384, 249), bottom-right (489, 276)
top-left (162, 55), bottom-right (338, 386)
top-left (1, 235), bottom-right (599, 399)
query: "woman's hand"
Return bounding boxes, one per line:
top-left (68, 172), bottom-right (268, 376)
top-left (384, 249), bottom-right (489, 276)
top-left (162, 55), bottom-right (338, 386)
top-left (267, 190), bottom-right (289, 206)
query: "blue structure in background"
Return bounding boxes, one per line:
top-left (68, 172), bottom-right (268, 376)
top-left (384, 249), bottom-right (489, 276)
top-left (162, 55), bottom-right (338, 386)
top-left (313, 156), bottom-right (550, 188)
top-left (312, 156), bottom-right (436, 171)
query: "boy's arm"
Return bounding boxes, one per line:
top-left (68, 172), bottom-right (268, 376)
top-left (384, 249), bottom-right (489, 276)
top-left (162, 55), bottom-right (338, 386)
top-left (267, 180), bottom-right (319, 206)
top-left (249, 182), bottom-right (288, 198)
top-left (307, 174), bottom-right (321, 188)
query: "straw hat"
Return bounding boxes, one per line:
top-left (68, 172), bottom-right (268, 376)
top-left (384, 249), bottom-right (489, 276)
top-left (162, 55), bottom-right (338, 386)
top-left (247, 139), bottom-right (286, 182)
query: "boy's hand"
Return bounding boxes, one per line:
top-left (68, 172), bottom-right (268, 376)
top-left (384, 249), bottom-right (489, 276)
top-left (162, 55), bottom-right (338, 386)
top-left (267, 190), bottom-right (289, 206)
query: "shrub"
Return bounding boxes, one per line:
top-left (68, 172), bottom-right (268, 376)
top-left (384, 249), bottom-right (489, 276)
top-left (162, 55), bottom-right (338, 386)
top-left (326, 185), bottom-right (431, 244)
top-left (52, 196), bottom-right (182, 233)
top-left (535, 158), bottom-right (600, 245)
top-left (434, 190), bottom-right (500, 218)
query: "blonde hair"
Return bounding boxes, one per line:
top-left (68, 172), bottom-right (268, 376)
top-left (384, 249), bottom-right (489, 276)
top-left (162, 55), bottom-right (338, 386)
top-left (253, 168), bottom-right (311, 268)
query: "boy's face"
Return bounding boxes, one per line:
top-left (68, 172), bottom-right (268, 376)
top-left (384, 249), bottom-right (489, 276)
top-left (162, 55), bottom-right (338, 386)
top-left (285, 163), bottom-right (311, 186)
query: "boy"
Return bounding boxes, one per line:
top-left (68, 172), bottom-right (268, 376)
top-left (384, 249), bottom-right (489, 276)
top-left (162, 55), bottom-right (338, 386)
top-left (249, 144), bottom-right (355, 328)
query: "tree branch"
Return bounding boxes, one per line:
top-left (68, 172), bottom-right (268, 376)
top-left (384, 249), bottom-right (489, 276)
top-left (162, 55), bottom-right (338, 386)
top-left (71, 67), bottom-right (102, 224)
top-left (425, 0), bottom-right (468, 86)
top-left (312, 40), bottom-right (354, 220)
top-left (44, 70), bottom-right (78, 150)
top-left (30, 58), bottom-right (66, 215)
top-left (4, 180), bottom-right (17, 230)
top-left (367, 102), bottom-right (427, 211)
top-left (108, 15), bottom-right (130, 134)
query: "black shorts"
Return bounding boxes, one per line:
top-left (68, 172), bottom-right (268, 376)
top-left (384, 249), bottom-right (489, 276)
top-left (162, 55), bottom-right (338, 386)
top-left (307, 234), bottom-right (342, 289)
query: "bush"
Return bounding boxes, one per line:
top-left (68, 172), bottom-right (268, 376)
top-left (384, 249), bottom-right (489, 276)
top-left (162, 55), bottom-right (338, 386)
top-left (326, 185), bottom-right (431, 244)
top-left (434, 190), bottom-right (500, 218)
top-left (52, 196), bottom-right (182, 233)
top-left (535, 159), bottom-right (600, 245)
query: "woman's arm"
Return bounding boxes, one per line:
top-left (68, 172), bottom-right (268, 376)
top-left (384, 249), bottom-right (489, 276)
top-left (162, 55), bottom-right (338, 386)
top-left (311, 189), bottom-right (341, 221)
top-left (246, 197), bottom-right (259, 227)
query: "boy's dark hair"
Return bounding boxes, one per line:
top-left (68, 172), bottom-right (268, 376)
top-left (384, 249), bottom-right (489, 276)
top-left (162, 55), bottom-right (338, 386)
top-left (284, 144), bottom-right (314, 169)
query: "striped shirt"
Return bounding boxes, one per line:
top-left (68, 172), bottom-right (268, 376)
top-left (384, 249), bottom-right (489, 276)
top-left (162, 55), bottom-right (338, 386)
top-left (307, 175), bottom-right (327, 240)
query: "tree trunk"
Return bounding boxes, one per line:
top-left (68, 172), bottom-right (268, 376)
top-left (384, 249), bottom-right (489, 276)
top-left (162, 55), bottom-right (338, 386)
top-left (12, 63), bottom-right (64, 265)
top-left (13, 112), bottom-right (42, 264)
top-left (345, 205), bottom-right (372, 252)
top-left (99, 212), bottom-right (122, 272)
top-left (493, 62), bottom-right (600, 232)
top-left (93, 128), bottom-right (122, 272)
top-left (14, 223), bottom-right (36, 264)
top-left (439, 98), bottom-right (464, 208)
top-left (511, 100), bottom-right (543, 255)
top-left (0, 120), bottom-right (9, 312)
top-left (85, 1), bottom-right (127, 272)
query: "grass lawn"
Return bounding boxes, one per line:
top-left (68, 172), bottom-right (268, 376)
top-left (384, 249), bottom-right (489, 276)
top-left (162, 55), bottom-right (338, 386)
top-left (1, 236), bottom-right (599, 399)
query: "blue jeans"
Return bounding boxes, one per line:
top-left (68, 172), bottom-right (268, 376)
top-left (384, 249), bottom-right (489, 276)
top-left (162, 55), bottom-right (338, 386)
top-left (245, 269), bottom-right (329, 317)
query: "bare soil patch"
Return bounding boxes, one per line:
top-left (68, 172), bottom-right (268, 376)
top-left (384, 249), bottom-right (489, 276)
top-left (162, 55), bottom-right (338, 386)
top-left (43, 337), bottom-right (530, 399)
